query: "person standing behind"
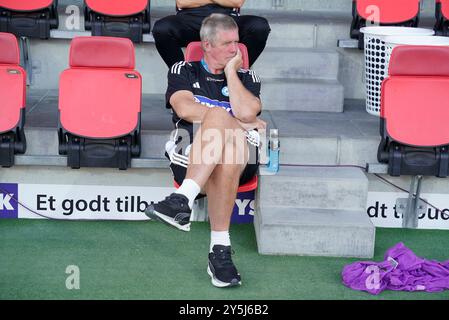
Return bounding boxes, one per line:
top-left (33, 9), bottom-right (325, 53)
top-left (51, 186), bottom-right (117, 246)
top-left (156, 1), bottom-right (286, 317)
top-left (152, 0), bottom-right (270, 68)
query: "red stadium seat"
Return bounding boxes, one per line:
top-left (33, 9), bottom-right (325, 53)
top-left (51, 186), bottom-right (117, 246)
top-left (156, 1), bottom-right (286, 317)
top-left (434, 0), bottom-right (449, 35)
top-left (0, 0), bottom-right (58, 39)
top-left (58, 36), bottom-right (142, 170)
top-left (174, 175), bottom-right (258, 193)
top-left (84, 0), bottom-right (151, 43)
top-left (185, 41), bottom-right (249, 69)
top-left (378, 45), bottom-right (449, 177)
top-left (0, 32), bottom-right (26, 167)
top-left (350, 0), bottom-right (420, 48)
top-left (174, 41), bottom-right (256, 192)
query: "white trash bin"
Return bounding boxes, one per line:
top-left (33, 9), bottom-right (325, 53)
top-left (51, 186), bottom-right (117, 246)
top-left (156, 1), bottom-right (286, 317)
top-left (360, 27), bottom-right (435, 116)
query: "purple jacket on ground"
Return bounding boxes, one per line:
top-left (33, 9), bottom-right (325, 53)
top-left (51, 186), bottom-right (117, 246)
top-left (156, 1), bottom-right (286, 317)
top-left (342, 242), bottom-right (449, 295)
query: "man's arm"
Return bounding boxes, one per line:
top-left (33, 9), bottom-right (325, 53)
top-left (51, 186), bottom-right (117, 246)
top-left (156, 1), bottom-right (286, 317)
top-left (170, 90), bottom-right (210, 123)
top-left (176, 0), bottom-right (244, 9)
top-left (224, 50), bottom-right (262, 123)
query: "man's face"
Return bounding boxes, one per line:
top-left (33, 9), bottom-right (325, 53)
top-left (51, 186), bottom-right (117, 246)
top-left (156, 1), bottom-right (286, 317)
top-left (205, 28), bottom-right (239, 67)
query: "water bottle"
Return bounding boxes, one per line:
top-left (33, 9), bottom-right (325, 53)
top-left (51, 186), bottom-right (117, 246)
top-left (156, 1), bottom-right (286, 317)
top-left (267, 129), bottom-right (279, 173)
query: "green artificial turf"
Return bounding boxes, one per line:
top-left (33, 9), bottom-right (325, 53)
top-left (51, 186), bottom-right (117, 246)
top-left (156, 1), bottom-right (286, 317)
top-left (1, 219), bottom-right (449, 300)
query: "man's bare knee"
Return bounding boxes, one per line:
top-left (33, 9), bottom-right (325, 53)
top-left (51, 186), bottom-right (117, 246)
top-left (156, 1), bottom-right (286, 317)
top-left (222, 136), bottom-right (248, 166)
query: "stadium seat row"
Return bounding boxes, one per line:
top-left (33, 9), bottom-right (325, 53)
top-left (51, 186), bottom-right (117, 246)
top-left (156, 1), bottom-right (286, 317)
top-left (4, 1), bottom-right (449, 44)
top-left (0, 32), bottom-right (26, 167)
top-left (0, 0), bottom-right (150, 42)
top-left (0, 32), bottom-right (249, 171)
top-left (351, 0), bottom-right (449, 46)
top-left (0, 32), bottom-right (141, 169)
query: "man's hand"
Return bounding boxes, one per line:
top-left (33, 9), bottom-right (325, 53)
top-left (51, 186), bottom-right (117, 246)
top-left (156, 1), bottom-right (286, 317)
top-left (176, 0), bottom-right (213, 9)
top-left (176, 1), bottom-right (245, 9)
top-left (213, 1), bottom-right (245, 8)
top-left (236, 117), bottom-right (267, 131)
top-left (224, 49), bottom-right (243, 75)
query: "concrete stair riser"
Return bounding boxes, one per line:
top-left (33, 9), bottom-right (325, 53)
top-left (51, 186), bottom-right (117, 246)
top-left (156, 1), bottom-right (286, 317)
top-left (253, 48), bottom-right (339, 80)
top-left (260, 79), bottom-right (344, 112)
top-left (257, 167), bottom-right (369, 210)
top-left (254, 206), bottom-right (375, 257)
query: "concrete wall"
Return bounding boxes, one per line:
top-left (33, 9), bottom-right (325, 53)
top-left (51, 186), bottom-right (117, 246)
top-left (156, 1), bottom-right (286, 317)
top-left (27, 0), bottom-right (440, 99)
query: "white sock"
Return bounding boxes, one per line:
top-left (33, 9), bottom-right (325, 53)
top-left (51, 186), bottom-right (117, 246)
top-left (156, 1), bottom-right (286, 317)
top-left (175, 179), bottom-right (201, 209)
top-left (210, 230), bottom-right (231, 252)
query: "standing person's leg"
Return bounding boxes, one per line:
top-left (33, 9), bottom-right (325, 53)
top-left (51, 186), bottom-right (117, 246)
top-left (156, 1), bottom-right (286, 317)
top-left (234, 15), bottom-right (271, 67)
top-left (152, 14), bottom-right (202, 68)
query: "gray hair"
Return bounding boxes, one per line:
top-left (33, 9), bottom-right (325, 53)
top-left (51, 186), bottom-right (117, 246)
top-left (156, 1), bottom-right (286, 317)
top-left (200, 13), bottom-right (238, 45)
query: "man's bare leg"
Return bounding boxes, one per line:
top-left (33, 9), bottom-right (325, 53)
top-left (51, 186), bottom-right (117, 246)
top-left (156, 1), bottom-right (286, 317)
top-left (205, 162), bottom-right (245, 287)
top-left (185, 107), bottom-right (246, 188)
top-left (203, 129), bottom-right (249, 288)
top-left (145, 107), bottom-right (247, 232)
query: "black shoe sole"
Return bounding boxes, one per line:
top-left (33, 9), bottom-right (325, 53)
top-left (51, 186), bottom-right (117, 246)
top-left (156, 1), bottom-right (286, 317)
top-left (207, 264), bottom-right (242, 288)
top-left (145, 204), bottom-right (191, 232)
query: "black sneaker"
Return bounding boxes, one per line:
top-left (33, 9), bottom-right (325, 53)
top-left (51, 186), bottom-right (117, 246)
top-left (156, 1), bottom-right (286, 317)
top-left (145, 193), bottom-right (191, 232)
top-left (207, 245), bottom-right (242, 287)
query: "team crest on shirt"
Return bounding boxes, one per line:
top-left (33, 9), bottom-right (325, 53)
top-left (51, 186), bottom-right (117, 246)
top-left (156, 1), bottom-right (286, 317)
top-left (221, 86), bottom-right (229, 97)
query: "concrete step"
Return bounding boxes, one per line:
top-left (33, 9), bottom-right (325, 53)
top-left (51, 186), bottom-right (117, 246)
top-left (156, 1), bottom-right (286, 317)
top-left (279, 136), bottom-right (380, 166)
top-left (49, 1), bottom-right (438, 102)
top-left (253, 47), bottom-right (339, 80)
top-left (266, 100), bottom-right (381, 166)
top-left (151, 0), bottom-right (353, 12)
top-left (257, 166), bottom-right (369, 211)
top-left (148, 0), bottom-right (436, 14)
top-left (24, 127), bottom-right (171, 159)
top-left (0, 164), bottom-right (173, 187)
top-left (22, 93), bottom-right (380, 168)
top-left (261, 78), bottom-right (344, 112)
top-left (55, 2), bottom-right (354, 49)
top-left (337, 48), bottom-right (365, 100)
top-left (32, 8), bottom-right (357, 100)
top-left (21, 126), bottom-right (380, 169)
top-left (22, 125), bottom-right (381, 168)
top-left (28, 40), bottom-right (171, 95)
top-left (254, 206), bottom-right (375, 257)
top-left (264, 13), bottom-right (349, 49)
top-left (28, 40), bottom-right (346, 96)
top-left (254, 165), bottom-right (374, 257)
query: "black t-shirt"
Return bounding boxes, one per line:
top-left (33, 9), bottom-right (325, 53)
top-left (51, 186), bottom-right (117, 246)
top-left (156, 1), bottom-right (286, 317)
top-left (176, 4), bottom-right (239, 18)
top-left (166, 60), bottom-right (261, 144)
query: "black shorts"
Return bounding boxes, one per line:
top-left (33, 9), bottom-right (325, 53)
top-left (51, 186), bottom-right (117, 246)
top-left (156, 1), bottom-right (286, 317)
top-left (167, 143), bottom-right (259, 197)
top-left (169, 162), bottom-right (259, 188)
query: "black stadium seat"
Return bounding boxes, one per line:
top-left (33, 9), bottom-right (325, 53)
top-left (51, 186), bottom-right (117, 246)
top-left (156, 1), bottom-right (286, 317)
top-left (0, 0), bottom-right (58, 39)
top-left (0, 32), bottom-right (26, 167)
top-left (84, 0), bottom-right (151, 43)
top-left (434, 0), bottom-right (449, 36)
top-left (58, 36), bottom-right (142, 170)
